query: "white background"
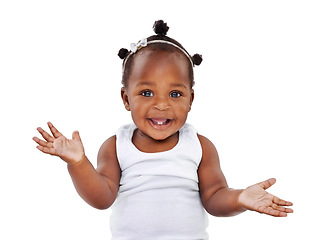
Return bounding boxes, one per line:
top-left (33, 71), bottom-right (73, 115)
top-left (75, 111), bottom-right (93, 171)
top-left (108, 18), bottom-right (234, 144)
top-left (1, 0), bottom-right (319, 239)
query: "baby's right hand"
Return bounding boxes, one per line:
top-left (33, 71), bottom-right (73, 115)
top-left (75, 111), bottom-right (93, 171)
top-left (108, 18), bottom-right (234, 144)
top-left (33, 122), bottom-right (85, 165)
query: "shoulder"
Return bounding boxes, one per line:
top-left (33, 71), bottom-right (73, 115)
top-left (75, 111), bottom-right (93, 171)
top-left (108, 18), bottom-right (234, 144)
top-left (96, 135), bottom-right (120, 178)
top-left (98, 135), bottom-right (117, 159)
top-left (197, 134), bottom-right (212, 146)
top-left (197, 134), bottom-right (219, 159)
top-left (197, 134), bottom-right (221, 173)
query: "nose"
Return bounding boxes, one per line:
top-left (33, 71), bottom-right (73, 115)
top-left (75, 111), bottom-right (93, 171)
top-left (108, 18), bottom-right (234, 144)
top-left (153, 95), bottom-right (171, 111)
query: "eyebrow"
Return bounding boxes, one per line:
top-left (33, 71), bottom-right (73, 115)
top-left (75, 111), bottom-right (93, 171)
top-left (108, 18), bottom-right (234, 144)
top-left (135, 82), bottom-right (187, 89)
top-left (135, 82), bottom-right (154, 87)
top-left (170, 83), bottom-right (187, 89)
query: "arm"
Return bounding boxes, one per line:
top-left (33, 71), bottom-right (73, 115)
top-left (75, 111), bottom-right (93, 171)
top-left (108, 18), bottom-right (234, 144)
top-left (197, 135), bottom-right (293, 217)
top-left (197, 134), bottom-right (245, 217)
top-left (33, 122), bottom-right (120, 210)
top-left (68, 136), bottom-right (120, 209)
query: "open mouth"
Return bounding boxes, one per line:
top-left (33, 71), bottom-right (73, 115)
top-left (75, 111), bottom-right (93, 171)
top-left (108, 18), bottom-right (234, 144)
top-left (148, 118), bottom-right (172, 129)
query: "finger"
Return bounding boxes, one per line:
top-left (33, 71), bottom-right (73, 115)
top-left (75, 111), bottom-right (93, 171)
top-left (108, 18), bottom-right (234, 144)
top-left (277, 211), bottom-right (288, 217)
top-left (72, 130), bottom-right (81, 141)
top-left (47, 122), bottom-right (63, 138)
top-left (257, 178), bottom-right (276, 190)
top-left (36, 145), bottom-right (56, 155)
top-left (277, 207), bottom-right (294, 214)
top-left (273, 196), bottom-right (293, 206)
top-left (285, 207), bottom-right (294, 213)
top-left (266, 207), bottom-right (284, 217)
top-left (258, 206), bottom-right (287, 217)
top-left (270, 207), bottom-right (291, 217)
top-left (33, 137), bottom-right (54, 148)
top-left (271, 203), bottom-right (294, 214)
top-left (37, 127), bottom-right (55, 142)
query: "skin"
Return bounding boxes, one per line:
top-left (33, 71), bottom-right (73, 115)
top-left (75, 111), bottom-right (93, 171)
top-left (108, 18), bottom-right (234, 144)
top-left (33, 48), bottom-right (293, 217)
top-left (121, 50), bottom-right (194, 153)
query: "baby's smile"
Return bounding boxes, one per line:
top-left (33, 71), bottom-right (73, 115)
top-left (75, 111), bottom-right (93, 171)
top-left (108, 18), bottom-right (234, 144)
top-left (148, 118), bottom-right (173, 130)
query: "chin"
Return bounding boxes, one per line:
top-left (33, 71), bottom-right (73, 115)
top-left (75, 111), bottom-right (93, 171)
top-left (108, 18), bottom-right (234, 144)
top-left (146, 131), bottom-right (172, 141)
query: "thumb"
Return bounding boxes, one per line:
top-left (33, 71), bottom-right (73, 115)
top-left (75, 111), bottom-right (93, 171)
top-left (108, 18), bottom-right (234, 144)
top-left (257, 178), bottom-right (276, 190)
top-left (72, 130), bottom-right (82, 141)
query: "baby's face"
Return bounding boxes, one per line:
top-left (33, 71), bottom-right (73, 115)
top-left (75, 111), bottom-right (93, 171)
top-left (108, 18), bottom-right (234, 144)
top-left (121, 50), bottom-right (194, 141)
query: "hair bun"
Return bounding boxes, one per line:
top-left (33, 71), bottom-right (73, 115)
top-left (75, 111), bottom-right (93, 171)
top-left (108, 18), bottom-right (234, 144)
top-left (118, 48), bottom-right (129, 59)
top-left (192, 54), bottom-right (203, 66)
top-left (153, 20), bottom-right (169, 36)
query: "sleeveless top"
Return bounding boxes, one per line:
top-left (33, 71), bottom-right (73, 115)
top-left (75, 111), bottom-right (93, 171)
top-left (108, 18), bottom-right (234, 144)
top-left (111, 123), bottom-right (209, 240)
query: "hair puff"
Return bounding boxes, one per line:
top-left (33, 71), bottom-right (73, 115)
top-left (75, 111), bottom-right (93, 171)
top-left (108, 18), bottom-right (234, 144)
top-left (118, 48), bottom-right (129, 59)
top-left (153, 20), bottom-right (169, 36)
top-left (192, 54), bottom-right (203, 66)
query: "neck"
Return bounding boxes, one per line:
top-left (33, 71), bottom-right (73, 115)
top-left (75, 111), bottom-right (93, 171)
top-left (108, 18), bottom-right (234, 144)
top-left (132, 129), bottom-right (179, 153)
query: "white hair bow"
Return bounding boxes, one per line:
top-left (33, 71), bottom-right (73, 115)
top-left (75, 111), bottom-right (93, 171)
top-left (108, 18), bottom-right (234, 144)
top-left (130, 38), bottom-right (147, 53)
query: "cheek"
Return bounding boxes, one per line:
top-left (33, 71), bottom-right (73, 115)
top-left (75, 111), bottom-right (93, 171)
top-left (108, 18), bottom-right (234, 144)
top-left (129, 98), bottom-right (150, 114)
top-left (174, 101), bottom-right (192, 115)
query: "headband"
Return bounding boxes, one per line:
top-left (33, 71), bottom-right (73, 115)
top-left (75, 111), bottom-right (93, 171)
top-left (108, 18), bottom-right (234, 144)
top-left (122, 38), bottom-right (195, 71)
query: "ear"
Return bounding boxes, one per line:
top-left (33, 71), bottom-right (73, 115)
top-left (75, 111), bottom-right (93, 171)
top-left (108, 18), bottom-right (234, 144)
top-left (121, 87), bottom-right (131, 111)
top-left (189, 89), bottom-right (194, 112)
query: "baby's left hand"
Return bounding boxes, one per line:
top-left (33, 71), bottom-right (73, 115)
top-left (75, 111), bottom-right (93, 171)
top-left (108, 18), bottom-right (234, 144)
top-left (239, 178), bottom-right (293, 217)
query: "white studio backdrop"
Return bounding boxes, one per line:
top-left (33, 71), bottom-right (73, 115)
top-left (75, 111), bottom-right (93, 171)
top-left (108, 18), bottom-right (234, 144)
top-left (1, 0), bottom-right (319, 239)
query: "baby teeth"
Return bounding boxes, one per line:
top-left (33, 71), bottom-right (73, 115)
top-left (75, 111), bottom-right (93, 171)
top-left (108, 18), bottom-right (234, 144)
top-left (151, 119), bottom-right (169, 125)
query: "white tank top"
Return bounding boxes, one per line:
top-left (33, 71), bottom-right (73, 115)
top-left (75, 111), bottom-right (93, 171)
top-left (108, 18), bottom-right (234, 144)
top-left (111, 123), bottom-right (209, 240)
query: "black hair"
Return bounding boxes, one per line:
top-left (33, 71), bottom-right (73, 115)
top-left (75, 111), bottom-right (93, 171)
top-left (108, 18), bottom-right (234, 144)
top-left (118, 20), bottom-right (202, 88)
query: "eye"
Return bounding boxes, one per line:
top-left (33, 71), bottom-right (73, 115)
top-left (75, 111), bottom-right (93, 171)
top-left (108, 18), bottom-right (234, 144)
top-left (170, 91), bottom-right (182, 98)
top-left (141, 90), bottom-right (154, 97)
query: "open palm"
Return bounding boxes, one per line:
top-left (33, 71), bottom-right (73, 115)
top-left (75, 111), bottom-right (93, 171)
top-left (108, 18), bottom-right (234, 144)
top-left (239, 178), bottom-right (293, 217)
top-left (33, 122), bottom-right (85, 165)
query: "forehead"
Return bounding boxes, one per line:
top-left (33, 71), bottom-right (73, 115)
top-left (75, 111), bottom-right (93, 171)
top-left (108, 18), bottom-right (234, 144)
top-left (127, 49), bottom-right (191, 88)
